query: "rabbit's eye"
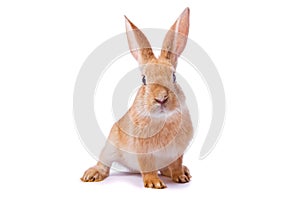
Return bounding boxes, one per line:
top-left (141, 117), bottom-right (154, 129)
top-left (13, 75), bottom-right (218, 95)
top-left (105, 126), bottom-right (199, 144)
top-left (173, 73), bottom-right (176, 83)
top-left (142, 75), bottom-right (146, 85)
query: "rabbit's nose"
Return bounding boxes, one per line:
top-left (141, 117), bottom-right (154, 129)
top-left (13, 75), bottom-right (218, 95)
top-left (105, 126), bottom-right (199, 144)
top-left (155, 95), bottom-right (169, 105)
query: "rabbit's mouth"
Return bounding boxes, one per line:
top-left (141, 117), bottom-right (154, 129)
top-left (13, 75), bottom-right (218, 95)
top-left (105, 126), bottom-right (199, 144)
top-left (156, 103), bottom-right (168, 113)
top-left (151, 106), bottom-right (177, 119)
top-left (151, 108), bottom-right (166, 117)
top-left (159, 107), bottom-right (166, 114)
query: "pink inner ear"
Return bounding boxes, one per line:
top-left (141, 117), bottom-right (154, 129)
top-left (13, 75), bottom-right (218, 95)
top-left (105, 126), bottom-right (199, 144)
top-left (160, 8), bottom-right (190, 66)
top-left (125, 17), bottom-right (139, 61)
top-left (131, 49), bottom-right (139, 62)
top-left (171, 8), bottom-right (190, 37)
top-left (125, 16), bottom-right (155, 64)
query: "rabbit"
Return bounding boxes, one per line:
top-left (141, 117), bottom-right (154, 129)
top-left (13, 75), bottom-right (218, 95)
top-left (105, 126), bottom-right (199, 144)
top-left (81, 7), bottom-right (193, 189)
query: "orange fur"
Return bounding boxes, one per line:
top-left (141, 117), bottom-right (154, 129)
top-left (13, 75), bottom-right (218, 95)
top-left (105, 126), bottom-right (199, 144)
top-left (81, 8), bottom-right (192, 189)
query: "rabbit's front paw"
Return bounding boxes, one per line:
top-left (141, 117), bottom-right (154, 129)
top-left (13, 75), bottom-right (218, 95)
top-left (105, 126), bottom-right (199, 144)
top-left (172, 165), bottom-right (192, 183)
top-left (143, 175), bottom-right (166, 189)
top-left (80, 167), bottom-right (107, 182)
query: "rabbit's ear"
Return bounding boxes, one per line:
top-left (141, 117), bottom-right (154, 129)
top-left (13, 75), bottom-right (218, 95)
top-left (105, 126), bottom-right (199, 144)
top-left (125, 16), bottom-right (155, 64)
top-left (160, 7), bottom-right (190, 67)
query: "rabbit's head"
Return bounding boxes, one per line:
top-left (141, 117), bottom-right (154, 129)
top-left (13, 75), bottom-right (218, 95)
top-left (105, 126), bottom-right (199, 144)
top-left (125, 8), bottom-right (189, 118)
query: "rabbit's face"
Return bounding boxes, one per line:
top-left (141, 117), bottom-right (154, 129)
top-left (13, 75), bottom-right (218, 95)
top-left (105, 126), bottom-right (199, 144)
top-left (139, 61), bottom-right (181, 117)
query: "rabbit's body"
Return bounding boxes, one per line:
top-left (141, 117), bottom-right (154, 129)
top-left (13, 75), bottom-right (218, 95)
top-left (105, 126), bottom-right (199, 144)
top-left (81, 8), bottom-right (193, 189)
top-left (106, 88), bottom-right (193, 172)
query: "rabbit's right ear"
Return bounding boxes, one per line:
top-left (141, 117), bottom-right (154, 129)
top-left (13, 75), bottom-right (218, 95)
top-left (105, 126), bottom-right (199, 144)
top-left (125, 16), bottom-right (155, 65)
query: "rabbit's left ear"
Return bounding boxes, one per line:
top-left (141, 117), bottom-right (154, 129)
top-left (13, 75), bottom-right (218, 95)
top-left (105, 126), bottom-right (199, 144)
top-left (125, 16), bottom-right (155, 65)
top-left (160, 7), bottom-right (190, 67)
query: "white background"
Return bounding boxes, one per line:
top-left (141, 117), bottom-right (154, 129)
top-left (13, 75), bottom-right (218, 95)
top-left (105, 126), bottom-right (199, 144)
top-left (0, 0), bottom-right (299, 199)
